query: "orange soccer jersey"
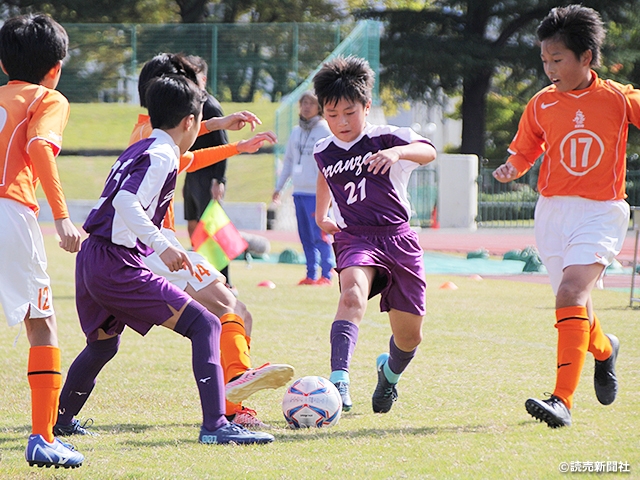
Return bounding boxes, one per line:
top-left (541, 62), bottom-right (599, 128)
top-left (0, 81), bottom-right (70, 217)
top-left (130, 114), bottom-right (239, 230)
top-left (508, 71), bottom-right (640, 201)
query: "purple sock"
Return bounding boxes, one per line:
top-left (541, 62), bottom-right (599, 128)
top-left (174, 302), bottom-right (227, 432)
top-left (330, 320), bottom-right (359, 372)
top-left (387, 335), bottom-right (417, 376)
top-left (57, 335), bottom-right (120, 426)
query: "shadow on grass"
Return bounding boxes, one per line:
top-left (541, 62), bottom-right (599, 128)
top-left (1, 418), bottom-right (544, 450)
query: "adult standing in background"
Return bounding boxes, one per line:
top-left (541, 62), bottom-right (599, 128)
top-left (183, 55), bottom-right (235, 292)
top-left (272, 91), bottom-right (334, 285)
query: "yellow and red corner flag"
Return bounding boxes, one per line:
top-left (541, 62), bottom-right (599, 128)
top-left (191, 200), bottom-right (248, 270)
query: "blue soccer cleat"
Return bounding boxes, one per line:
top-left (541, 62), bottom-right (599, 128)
top-left (333, 381), bottom-right (353, 412)
top-left (25, 434), bottom-right (84, 468)
top-left (372, 353), bottom-right (398, 414)
top-left (199, 422), bottom-right (274, 445)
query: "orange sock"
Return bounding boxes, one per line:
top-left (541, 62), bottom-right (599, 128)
top-left (588, 315), bottom-right (612, 361)
top-left (225, 399), bottom-right (242, 417)
top-left (28, 346), bottom-right (61, 443)
top-left (220, 313), bottom-right (251, 384)
top-left (552, 307), bottom-right (590, 410)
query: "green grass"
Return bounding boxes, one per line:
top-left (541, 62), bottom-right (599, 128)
top-left (50, 153), bottom-right (275, 204)
top-left (63, 101), bottom-right (277, 151)
top-left (46, 101), bottom-right (279, 203)
top-left (1, 234), bottom-right (639, 478)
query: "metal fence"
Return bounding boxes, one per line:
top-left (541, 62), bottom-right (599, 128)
top-left (407, 164), bottom-right (640, 228)
top-left (0, 22), bottom-right (354, 104)
top-left (273, 20), bottom-right (381, 162)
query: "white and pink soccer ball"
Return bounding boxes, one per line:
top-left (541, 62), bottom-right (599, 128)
top-left (282, 376), bottom-right (342, 428)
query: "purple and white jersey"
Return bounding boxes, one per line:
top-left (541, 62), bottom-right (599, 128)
top-left (83, 130), bottom-right (179, 255)
top-left (313, 123), bottom-right (433, 229)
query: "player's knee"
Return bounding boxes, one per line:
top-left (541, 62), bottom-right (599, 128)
top-left (339, 287), bottom-right (367, 312)
top-left (233, 299), bottom-right (249, 319)
top-left (88, 335), bottom-right (120, 360)
top-left (556, 282), bottom-right (588, 306)
top-left (395, 331), bottom-right (422, 351)
top-left (176, 301), bottom-right (221, 339)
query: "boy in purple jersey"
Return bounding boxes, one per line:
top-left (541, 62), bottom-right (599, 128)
top-left (312, 56), bottom-right (437, 413)
top-left (67, 74), bottom-right (273, 445)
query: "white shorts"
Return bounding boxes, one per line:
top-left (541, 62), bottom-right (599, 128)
top-left (535, 196), bottom-right (629, 294)
top-left (142, 228), bottom-right (225, 292)
top-left (0, 198), bottom-right (54, 326)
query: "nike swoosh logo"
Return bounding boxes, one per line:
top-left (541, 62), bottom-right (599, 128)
top-left (541, 101), bottom-right (559, 109)
top-left (557, 362), bottom-right (571, 369)
top-left (199, 377), bottom-right (211, 383)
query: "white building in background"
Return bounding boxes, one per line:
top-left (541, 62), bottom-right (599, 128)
top-left (384, 98), bottom-right (462, 153)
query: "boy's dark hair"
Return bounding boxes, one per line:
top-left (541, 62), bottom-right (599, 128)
top-left (185, 55), bottom-right (208, 78)
top-left (146, 74), bottom-right (205, 130)
top-left (138, 53), bottom-right (198, 108)
top-left (537, 4), bottom-right (605, 67)
top-left (0, 14), bottom-right (68, 84)
top-left (312, 55), bottom-right (374, 108)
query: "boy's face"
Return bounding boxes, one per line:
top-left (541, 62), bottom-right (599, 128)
top-left (540, 39), bottom-right (593, 92)
top-left (323, 98), bottom-right (371, 143)
top-left (180, 108), bottom-right (203, 155)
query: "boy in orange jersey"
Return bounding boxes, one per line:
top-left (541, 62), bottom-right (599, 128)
top-left (493, 5), bottom-right (637, 428)
top-left (0, 14), bottom-right (84, 468)
top-left (54, 54), bottom-right (292, 435)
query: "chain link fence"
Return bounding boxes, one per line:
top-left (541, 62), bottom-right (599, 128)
top-left (0, 21), bottom-right (357, 104)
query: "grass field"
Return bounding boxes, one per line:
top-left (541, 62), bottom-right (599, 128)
top-left (63, 102), bottom-right (278, 152)
top-left (52, 153), bottom-right (275, 204)
top-left (42, 101), bottom-right (281, 204)
top-left (1, 235), bottom-right (639, 478)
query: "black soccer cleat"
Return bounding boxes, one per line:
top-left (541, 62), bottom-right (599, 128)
top-left (372, 353), bottom-right (398, 414)
top-left (333, 381), bottom-right (353, 412)
top-left (594, 334), bottom-right (620, 406)
top-left (525, 395), bottom-right (571, 428)
top-left (54, 418), bottom-right (97, 437)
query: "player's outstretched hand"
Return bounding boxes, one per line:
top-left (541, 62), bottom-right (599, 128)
top-left (237, 131), bottom-right (277, 154)
top-left (54, 217), bottom-right (82, 253)
top-left (317, 215), bottom-right (340, 235)
top-left (206, 111), bottom-right (262, 132)
top-left (492, 162), bottom-right (519, 183)
top-left (159, 245), bottom-right (194, 275)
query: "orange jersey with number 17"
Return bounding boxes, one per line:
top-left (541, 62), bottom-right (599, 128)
top-left (508, 71), bottom-right (640, 201)
top-left (0, 81), bottom-right (69, 216)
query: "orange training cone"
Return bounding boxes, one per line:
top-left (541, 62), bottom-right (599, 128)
top-left (431, 205), bottom-right (440, 229)
top-left (468, 274), bottom-right (483, 281)
top-left (257, 280), bottom-right (276, 289)
top-left (439, 281), bottom-right (458, 290)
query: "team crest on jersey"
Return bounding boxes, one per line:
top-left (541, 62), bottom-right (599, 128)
top-left (573, 110), bottom-right (585, 129)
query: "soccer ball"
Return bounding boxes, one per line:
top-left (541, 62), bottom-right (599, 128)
top-left (282, 376), bottom-right (342, 428)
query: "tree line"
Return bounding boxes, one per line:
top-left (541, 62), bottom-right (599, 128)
top-left (3, 0), bottom-right (640, 164)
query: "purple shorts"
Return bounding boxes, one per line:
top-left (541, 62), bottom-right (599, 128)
top-left (333, 223), bottom-right (426, 316)
top-left (76, 236), bottom-right (193, 342)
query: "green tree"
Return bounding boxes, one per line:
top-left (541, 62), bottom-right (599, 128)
top-left (1, 0), bottom-right (178, 23)
top-left (364, 1), bottom-right (639, 159)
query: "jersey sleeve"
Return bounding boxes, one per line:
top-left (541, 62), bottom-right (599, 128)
top-left (507, 99), bottom-right (545, 175)
top-left (620, 82), bottom-right (640, 129)
top-left (26, 90), bottom-right (70, 218)
top-left (26, 89), bottom-right (69, 156)
top-left (29, 139), bottom-right (69, 219)
top-left (185, 143), bottom-right (240, 173)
